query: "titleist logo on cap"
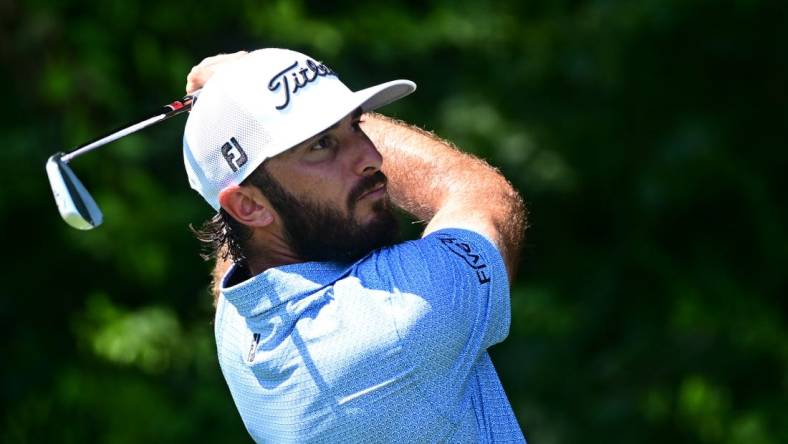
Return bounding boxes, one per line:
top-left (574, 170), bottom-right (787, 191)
top-left (267, 59), bottom-right (337, 110)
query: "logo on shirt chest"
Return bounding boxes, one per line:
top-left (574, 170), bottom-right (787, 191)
top-left (436, 234), bottom-right (491, 284)
top-left (247, 332), bottom-right (261, 362)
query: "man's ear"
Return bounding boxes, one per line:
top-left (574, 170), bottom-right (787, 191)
top-left (218, 185), bottom-right (275, 228)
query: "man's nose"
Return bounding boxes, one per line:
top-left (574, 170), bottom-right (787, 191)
top-left (352, 136), bottom-right (383, 177)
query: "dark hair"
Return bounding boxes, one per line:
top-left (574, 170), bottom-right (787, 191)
top-left (190, 163), bottom-right (280, 267)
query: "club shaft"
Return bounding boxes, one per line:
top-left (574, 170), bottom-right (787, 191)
top-left (61, 92), bottom-right (199, 164)
top-left (62, 114), bottom-right (167, 163)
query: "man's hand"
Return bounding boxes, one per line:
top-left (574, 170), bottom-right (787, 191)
top-left (185, 51), bottom-right (248, 94)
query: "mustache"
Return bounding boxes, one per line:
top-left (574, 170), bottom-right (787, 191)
top-left (348, 171), bottom-right (388, 209)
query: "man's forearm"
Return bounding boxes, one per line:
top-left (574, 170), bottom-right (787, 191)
top-left (362, 113), bottom-right (527, 276)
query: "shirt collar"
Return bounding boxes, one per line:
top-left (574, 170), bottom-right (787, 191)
top-left (220, 260), bottom-right (351, 318)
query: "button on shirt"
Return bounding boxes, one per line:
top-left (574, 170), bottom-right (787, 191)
top-left (216, 228), bottom-right (525, 443)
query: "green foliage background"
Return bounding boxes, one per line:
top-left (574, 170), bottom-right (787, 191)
top-left (2, 0), bottom-right (786, 442)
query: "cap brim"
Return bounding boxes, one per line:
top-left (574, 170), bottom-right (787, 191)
top-left (275, 79), bottom-right (416, 157)
top-left (353, 79), bottom-right (417, 112)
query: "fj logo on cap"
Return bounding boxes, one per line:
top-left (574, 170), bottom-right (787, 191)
top-left (221, 137), bottom-right (248, 172)
top-left (268, 59), bottom-right (336, 110)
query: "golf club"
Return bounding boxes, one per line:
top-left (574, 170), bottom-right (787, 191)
top-left (46, 91), bottom-right (200, 230)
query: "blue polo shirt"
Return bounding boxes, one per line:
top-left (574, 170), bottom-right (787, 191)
top-left (215, 228), bottom-right (525, 443)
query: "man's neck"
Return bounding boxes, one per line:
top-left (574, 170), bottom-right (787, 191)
top-left (243, 228), bottom-right (303, 277)
top-left (246, 253), bottom-right (301, 277)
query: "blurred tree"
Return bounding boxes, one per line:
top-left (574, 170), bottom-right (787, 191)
top-left (1, 0), bottom-right (786, 443)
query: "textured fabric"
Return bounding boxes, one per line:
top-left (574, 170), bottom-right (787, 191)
top-left (216, 228), bottom-right (526, 443)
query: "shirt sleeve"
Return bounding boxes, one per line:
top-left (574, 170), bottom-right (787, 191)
top-left (370, 227), bottom-right (511, 378)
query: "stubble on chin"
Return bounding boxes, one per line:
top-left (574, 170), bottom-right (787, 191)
top-left (281, 193), bottom-right (400, 264)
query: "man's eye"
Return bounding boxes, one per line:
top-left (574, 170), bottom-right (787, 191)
top-left (312, 136), bottom-right (336, 151)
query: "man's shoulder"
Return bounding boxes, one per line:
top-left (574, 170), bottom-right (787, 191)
top-left (352, 227), bottom-right (503, 284)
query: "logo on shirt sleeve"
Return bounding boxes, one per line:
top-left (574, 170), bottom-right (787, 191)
top-left (436, 234), bottom-right (491, 285)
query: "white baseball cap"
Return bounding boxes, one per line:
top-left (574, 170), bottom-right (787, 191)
top-left (183, 48), bottom-right (416, 210)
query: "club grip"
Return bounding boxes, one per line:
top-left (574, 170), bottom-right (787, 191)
top-left (162, 90), bottom-right (201, 117)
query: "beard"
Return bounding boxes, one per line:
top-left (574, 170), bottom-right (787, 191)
top-left (251, 169), bottom-right (400, 263)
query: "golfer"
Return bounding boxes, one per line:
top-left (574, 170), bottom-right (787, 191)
top-left (183, 48), bottom-right (527, 443)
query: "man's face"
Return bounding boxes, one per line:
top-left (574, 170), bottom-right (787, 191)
top-left (253, 109), bottom-right (399, 263)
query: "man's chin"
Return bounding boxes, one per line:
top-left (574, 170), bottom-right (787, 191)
top-left (347, 203), bottom-right (398, 252)
top-left (283, 205), bottom-right (399, 263)
top-left (358, 202), bottom-right (393, 226)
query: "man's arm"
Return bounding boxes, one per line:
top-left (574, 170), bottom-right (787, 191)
top-left (362, 113), bottom-right (526, 280)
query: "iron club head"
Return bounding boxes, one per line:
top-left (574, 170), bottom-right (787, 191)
top-left (46, 152), bottom-right (103, 230)
top-left (45, 90), bottom-right (200, 230)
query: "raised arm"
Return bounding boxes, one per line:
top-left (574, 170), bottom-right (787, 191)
top-left (362, 113), bottom-right (526, 279)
